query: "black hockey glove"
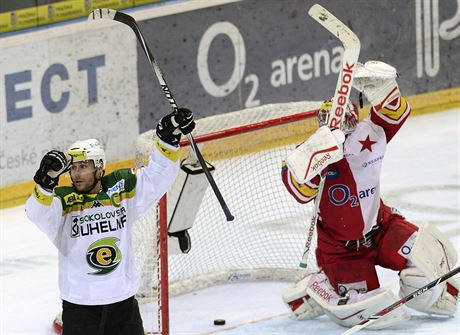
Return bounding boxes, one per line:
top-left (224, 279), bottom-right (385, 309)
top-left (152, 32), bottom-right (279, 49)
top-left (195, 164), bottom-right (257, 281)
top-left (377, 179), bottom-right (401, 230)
top-left (175, 108), bottom-right (195, 135)
top-left (33, 150), bottom-right (72, 192)
top-left (156, 108), bottom-right (195, 146)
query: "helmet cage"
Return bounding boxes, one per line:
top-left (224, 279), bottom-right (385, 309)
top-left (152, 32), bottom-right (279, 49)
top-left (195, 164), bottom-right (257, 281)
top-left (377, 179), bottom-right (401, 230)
top-left (317, 99), bottom-right (359, 134)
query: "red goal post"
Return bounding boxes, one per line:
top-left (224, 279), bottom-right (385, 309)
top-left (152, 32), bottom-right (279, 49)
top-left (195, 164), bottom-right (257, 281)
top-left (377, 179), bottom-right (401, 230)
top-left (133, 101), bottom-right (322, 334)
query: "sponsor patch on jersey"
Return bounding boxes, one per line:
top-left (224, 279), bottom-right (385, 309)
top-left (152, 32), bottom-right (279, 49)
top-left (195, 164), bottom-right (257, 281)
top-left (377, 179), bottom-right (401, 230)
top-left (358, 186), bottom-right (376, 199)
top-left (361, 154), bottom-right (384, 168)
top-left (64, 193), bottom-right (84, 206)
top-left (107, 179), bottom-right (125, 197)
top-left (86, 237), bottom-right (122, 275)
top-left (326, 169), bottom-right (340, 179)
top-left (398, 231), bottom-right (417, 259)
top-left (70, 207), bottom-right (127, 238)
top-left (107, 179), bottom-right (125, 207)
top-left (328, 184), bottom-right (351, 206)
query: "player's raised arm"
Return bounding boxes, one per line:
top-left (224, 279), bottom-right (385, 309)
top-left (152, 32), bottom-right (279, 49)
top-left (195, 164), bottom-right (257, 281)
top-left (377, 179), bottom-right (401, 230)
top-left (353, 60), bottom-right (411, 141)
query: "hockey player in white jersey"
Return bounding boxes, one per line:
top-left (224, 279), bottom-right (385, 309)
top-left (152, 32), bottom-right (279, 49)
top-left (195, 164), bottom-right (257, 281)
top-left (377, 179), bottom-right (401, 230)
top-left (26, 108), bottom-right (194, 335)
top-left (281, 61), bottom-right (459, 329)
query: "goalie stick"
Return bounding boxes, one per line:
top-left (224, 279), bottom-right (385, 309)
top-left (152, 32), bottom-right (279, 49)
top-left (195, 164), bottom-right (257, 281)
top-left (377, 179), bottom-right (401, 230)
top-left (88, 8), bottom-right (234, 222)
top-left (342, 265), bottom-right (460, 335)
top-left (300, 4), bottom-right (360, 267)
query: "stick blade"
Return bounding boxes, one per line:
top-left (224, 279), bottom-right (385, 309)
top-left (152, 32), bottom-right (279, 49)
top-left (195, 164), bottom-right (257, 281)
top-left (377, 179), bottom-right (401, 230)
top-left (88, 8), bottom-right (117, 21)
top-left (307, 4), bottom-right (332, 19)
top-left (308, 4), bottom-right (360, 49)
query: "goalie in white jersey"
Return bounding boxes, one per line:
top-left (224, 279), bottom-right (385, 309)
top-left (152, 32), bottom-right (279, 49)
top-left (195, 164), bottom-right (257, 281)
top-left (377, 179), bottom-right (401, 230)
top-left (26, 108), bottom-right (194, 335)
top-left (281, 61), bottom-right (459, 329)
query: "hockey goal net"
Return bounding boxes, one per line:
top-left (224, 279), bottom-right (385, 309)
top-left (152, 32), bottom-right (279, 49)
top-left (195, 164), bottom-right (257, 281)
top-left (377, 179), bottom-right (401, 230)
top-left (133, 101), bottom-right (321, 334)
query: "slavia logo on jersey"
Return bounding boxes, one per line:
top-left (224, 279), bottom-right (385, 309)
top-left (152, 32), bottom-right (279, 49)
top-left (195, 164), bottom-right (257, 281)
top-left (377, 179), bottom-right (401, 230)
top-left (86, 237), bottom-right (122, 275)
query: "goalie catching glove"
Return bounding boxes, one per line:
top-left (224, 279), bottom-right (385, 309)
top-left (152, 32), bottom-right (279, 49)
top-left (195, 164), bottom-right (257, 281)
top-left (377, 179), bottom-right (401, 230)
top-left (352, 60), bottom-right (400, 110)
top-left (34, 150), bottom-right (72, 192)
top-left (156, 108), bottom-right (195, 146)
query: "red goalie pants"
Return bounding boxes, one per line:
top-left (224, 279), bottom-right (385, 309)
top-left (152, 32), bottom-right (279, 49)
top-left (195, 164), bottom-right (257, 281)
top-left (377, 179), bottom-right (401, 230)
top-left (315, 204), bottom-right (419, 294)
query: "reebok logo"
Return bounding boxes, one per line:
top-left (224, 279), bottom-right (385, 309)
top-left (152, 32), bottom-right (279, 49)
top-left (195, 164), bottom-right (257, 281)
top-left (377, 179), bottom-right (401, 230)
top-left (311, 153), bottom-right (331, 172)
top-left (329, 62), bottom-right (355, 129)
top-left (309, 280), bottom-right (333, 303)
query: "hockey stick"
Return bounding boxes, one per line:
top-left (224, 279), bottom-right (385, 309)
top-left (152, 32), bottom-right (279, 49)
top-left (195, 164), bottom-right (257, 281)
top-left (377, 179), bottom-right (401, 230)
top-left (342, 266), bottom-right (460, 335)
top-left (300, 4), bottom-right (360, 267)
top-left (89, 8), bottom-right (234, 221)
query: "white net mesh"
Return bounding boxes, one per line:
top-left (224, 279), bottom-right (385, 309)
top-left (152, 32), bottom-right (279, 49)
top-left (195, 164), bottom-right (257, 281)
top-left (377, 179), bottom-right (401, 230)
top-left (133, 101), bottom-right (321, 332)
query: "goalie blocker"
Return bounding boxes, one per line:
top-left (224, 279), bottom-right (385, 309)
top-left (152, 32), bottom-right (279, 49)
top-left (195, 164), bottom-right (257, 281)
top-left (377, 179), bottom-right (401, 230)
top-left (286, 126), bottom-right (345, 184)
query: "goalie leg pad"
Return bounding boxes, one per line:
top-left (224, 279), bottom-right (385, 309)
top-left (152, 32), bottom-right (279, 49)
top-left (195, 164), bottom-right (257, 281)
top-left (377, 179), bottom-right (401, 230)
top-left (324, 288), bottom-right (410, 330)
top-left (282, 271), bottom-right (325, 320)
top-left (400, 267), bottom-right (460, 316)
top-left (405, 222), bottom-right (458, 279)
top-left (283, 271), bottom-right (410, 329)
top-left (398, 222), bottom-right (459, 315)
top-left (399, 222), bottom-right (458, 310)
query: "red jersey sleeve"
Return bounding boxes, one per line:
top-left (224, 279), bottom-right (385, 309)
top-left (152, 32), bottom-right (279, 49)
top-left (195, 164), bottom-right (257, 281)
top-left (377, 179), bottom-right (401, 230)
top-left (370, 96), bottom-right (411, 142)
top-left (281, 160), bottom-right (319, 204)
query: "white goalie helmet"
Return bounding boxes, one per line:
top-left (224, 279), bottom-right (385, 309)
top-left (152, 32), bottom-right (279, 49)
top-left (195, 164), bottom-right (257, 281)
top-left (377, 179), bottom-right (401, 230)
top-left (317, 99), bottom-right (359, 134)
top-left (67, 139), bottom-right (106, 169)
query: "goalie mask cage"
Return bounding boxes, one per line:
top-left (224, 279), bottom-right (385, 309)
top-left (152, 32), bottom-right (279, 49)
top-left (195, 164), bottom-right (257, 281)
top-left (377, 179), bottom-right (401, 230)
top-left (133, 101), bottom-right (321, 334)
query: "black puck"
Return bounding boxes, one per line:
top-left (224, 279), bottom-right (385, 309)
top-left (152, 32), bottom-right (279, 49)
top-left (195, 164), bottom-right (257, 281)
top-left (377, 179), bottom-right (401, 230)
top-left (213, 319), bottom-right (226, 326)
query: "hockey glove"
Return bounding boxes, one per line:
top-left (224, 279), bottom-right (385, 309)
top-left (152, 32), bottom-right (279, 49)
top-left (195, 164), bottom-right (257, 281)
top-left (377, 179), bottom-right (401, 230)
top-left (352, 61), bottom-right (400, 110)
top-left (156, 108), bottom-right (195, 146)
top-left (34, 150), bottom-right (72, 192)
top-left (175, 108), bottom-right (195, 135)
